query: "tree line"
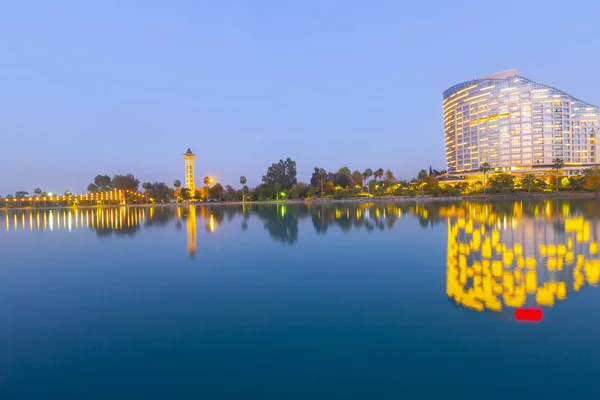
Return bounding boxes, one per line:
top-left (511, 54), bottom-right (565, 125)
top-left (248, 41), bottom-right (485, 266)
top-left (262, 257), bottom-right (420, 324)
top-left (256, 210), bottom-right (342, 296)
top-left (6, 156), bottom-right (600, 207)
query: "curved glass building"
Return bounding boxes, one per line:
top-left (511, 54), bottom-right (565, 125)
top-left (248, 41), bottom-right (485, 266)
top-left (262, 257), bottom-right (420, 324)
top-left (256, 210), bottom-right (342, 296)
top-left (443, 70), bottom-right (600, 175)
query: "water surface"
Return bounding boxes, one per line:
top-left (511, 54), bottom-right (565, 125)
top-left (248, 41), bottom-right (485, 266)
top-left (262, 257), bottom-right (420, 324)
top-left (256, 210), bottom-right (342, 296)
top-left (2, 200), bottom-right (600, 397)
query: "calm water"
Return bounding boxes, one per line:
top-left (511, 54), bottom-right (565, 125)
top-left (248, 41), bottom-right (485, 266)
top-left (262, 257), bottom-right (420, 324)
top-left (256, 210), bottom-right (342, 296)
top-left (2, 200), bottom-right (600, 397)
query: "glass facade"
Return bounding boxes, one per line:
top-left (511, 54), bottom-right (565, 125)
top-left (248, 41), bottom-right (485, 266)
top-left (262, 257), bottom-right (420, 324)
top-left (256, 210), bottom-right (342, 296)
top-left (443, 70), bottom-right (600, 175)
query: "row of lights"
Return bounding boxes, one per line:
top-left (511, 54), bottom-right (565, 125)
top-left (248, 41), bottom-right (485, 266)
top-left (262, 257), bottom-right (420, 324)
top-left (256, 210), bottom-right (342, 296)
top-left (1, 189), bottom-right (145, 203)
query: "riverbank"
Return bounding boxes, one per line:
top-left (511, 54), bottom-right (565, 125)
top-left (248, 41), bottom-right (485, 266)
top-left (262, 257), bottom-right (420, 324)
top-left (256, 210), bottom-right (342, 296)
top-left (2, 192), bottom-right (599, 212)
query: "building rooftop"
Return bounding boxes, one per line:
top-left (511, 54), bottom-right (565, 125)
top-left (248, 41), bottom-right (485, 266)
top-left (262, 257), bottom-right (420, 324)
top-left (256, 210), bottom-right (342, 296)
top-left (184, 148), bottom-right (195, 155)
top-left (478, 69), bottom-right (519, 80)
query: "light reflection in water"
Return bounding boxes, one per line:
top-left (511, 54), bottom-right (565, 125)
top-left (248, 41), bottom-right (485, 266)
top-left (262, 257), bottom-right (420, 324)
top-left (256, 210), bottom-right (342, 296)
top-left (187, 205), bottom-right (197, 259)
top-left (3, 200), bottom-right (600, 316)
top-left (445, 202), bottom-right (600, 314)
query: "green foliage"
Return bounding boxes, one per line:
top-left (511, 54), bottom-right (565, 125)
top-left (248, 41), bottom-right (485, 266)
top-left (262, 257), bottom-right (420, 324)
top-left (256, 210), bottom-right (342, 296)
top-left (208, 183), bottom-right (225, 200)
top-left (142, 182), bottom-right (152, 201)
top-left (351, 170), bottom-right (363, 188)
top-left (373, 168), bottom-right (384, 181)
top-left (150, 182), bottom-right (174, 203)
top-left (255, 183), bottom-right (276, 201)
top-left (290, 183), bottom-right (311, 199)
top-left (262, 158), bottom-right (297, 190)
top-left (479, 162), bottom-right (492, 173)
top-left (110, 173), bottom-right (140, 192)
top-left (583, 168), bottom-right (600, 193)
top-left (334, 167), bottom-right (352, 188)
top-left (94, 175), bottom-right (111, 190)
top-left (488, 173), bottom-right (515, 193)
top-left (180, 188), bottom-right (191, 201)
top-left (384, 169), bottom-right (396, 184)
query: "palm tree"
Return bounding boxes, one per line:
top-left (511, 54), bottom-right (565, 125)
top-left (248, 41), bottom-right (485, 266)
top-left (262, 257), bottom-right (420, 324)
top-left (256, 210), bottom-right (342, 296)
top-left (204, 176), bottom-right (213, 201)
top-left (479, 162), bottom-right (492, 194)
top-left (33, 188), bottom-right (42, 207)
top-left (240, 176), bottom-right (247, 203)
top-left (417, 169), bottom-right (428, 195)
top-left (318, 168), bottom-right (327, 198)
top-left (173, 180), bottom-right (181, 203)
top-left (362, 168), bottom-right (373, 193)
top-left (374, 168), bottom-right (384, 181)
top-left (551, 157), bottom-right (565, 192)
top-left (523, 174), bottom-right (536, 194)
top-left (142, 182), bottom-right (152, 203)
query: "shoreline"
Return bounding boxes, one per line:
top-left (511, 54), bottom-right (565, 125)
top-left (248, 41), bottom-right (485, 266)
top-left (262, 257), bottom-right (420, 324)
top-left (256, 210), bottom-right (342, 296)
top-left (1, 192), bottom-right (598, 212)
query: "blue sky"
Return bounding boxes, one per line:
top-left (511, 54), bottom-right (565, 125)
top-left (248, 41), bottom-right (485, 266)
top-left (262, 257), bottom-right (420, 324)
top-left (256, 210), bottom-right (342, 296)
top-left (2, 0), bottom-right (600, 194)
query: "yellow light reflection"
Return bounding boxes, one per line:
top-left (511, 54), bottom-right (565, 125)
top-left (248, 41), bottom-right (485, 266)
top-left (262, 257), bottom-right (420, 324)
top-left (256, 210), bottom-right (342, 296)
top-left (446, 205), bottom-right (600, 314)
top-left (187, 206), bottom-right (197, 258)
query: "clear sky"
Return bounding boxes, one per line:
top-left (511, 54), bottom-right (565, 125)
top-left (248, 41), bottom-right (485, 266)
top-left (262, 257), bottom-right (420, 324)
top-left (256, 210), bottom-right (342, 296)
top-left (2, 0), bottom-right (600, 195)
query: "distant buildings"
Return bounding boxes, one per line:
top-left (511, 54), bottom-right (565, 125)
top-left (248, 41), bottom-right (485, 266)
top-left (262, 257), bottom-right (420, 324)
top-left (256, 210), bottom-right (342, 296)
top-left (444, 70), bottom-right (600, 176)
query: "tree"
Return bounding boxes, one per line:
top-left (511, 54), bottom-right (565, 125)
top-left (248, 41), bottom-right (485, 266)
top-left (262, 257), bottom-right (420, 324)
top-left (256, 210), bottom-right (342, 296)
top-left (87, 183), bottom-right (98, 193)
top-left (488, 173), bottom-right (515, 193)
top-left (417, 169), bottom-right (428, 195)
top-left (240, 176), bottom-right (247, 203)
top-left (290, 183), bottom-right (311, 199)
top-left (34, 188), bottom-right (42, 196)
top-left (334, 167), bottom-right (352, 188)
top-left (429, 166), bottom-right (433, 176)
top-left (142, 182), bottom-right (152, 202)
top-left (203, 176), bottom-right (213, 200)
top-left (551, 157), bottom-right (565, 193)
top-left (150, 182), bottom-right (174, 203)
top-left (384, 169), bottom-right (396, 184)
top-left (180, 188), bottom-right (191, 201)
top-left (362, 169), bottom-right (373, 193)
top-left (225, 185), bottom-right (238, 201)
top-left (479, 162), bottom-right (492, 194)
top-left (522, 174), bottom-right (536, 193)
top-left (94, 175), bottom-right (111, 190)
top-left (309, 168), bottom-right (327, 197)
top-left (583, 168), bottom-right (600, 196)
top-left (374, 168), bottom-right (384, 181)
top-left (208, 183), bottom-right (225, 201)
top-left (110, 173), bottom-right (140, 192)
top-left (262, 158), bottom-right (297, 190)
top-left (172, 180), bottom-right (182, 203)
top-left (351, 170), bottom-right (363, 189)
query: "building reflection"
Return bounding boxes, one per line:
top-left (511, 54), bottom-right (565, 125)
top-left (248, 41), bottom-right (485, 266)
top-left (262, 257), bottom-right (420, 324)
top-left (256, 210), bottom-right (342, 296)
top-left (4, 200), bottom-right (600, 313)
top-left (445, 202), bottom-right (600, 314)
top-left (3, 207), bottom-right (148, 235)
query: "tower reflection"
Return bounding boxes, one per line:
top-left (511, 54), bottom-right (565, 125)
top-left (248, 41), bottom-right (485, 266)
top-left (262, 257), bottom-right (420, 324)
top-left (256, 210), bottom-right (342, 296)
top-left (187, 205), bottom-right (197, 259)
top-left (4, 200), bottom-right (600, 311)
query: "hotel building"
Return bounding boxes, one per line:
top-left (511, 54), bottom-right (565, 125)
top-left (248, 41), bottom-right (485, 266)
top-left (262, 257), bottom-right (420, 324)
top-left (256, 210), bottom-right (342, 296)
top-left (443, 70), bottom-right (600, 176)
